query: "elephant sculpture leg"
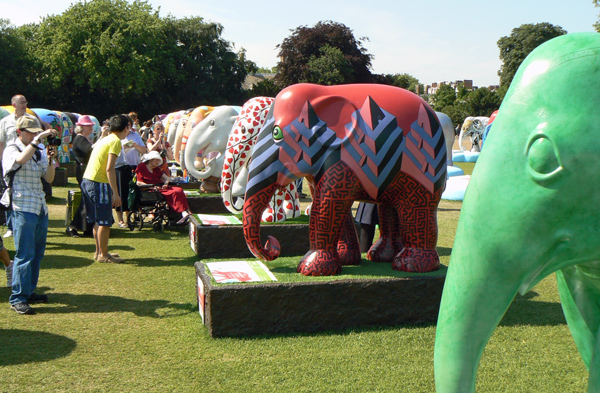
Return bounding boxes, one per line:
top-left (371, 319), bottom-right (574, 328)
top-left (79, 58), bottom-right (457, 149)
top-left (367, 204), bottom-right (402, 263)
top-left (297, 163), bottom-right (362, 276)
top-left (337, 212), bottom-right (361, 266)
top-left (393, 175), bottom-right (442, 273)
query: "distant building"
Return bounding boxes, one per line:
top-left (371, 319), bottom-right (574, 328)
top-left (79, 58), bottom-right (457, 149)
top-left (243, 73), bottom-right (276, 90)
top-left (424, 79), bottom-right (499, 95)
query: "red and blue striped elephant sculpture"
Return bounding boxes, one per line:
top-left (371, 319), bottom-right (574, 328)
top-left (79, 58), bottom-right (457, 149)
top-left (242, 83), bottom-right (447, 276)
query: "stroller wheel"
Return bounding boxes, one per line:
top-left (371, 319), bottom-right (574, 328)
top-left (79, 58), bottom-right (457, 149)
top-left (153, 221), bottom-right (164, 233)
top-left (127, 211), bottom-right (143, 231)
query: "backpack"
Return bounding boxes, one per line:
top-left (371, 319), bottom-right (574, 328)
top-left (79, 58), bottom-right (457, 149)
top-left (127, 174), bottom-right (141, 211)
top-left (0, 166), bottom-right (22, 212)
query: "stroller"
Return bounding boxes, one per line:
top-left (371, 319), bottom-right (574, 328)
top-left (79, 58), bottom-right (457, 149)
top-left (127, 176), bottom-right (172, 232)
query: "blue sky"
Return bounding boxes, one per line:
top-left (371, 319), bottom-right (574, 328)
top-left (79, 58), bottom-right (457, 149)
top-left (4, 0), bottom-right (598, 87)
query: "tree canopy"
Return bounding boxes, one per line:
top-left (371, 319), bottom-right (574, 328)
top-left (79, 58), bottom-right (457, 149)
top-left (0, 19), bottom-right (32, 98)
top-left (1, 0), bottom-right (252, 120)
top-left (497, 23), bottom-right (567, 87)
top-left (275, 20), bottom-right (373, 86)
top-left (430, 83), bottom-right (503, 127)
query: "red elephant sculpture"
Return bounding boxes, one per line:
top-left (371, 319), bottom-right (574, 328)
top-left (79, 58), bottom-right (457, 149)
top-left (243, 83), bottom-right (447, 276)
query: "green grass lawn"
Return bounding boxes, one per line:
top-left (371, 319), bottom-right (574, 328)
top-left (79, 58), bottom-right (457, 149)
top-left (0, 179), bottom-right (588, 392)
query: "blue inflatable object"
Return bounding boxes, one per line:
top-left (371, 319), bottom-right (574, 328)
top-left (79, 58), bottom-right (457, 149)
top-left (441, 175), bottom-right (470, 201)
top-left (447, 165), bottom-right (464, 177)
top-left (453, 150), bottom-right (479, 162)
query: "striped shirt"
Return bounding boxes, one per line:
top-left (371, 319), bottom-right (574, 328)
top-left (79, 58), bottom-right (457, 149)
top-left (1, 139), bottom-right (49, 215)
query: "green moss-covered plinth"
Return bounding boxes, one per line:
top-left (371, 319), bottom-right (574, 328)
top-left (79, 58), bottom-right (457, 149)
top-left (187, 195), bottom-right (230, 214)
top-left (189, 215), bottom-right (309, 258)
top-left (195, 262), bottom-right (445, 337)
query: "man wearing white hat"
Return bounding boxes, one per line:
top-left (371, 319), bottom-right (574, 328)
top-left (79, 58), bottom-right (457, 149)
top-left (2, 115), bottom-right (57, 315)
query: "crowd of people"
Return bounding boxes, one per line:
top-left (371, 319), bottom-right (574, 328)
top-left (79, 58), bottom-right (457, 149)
top-left (0, 95), bottom-right (191, 315)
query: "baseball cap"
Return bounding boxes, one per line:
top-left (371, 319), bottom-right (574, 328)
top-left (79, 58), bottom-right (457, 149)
top-left (16, 115), bottom-right (43, 133)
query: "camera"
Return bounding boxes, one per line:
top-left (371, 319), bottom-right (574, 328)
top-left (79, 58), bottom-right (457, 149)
top-left (47, 136), bottom-right (62, 146)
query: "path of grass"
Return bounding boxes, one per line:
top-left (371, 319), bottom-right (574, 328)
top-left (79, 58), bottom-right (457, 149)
top-left (0, 179), bottom-right (588, 392)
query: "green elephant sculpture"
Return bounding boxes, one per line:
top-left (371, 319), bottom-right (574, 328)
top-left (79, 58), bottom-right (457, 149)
top-left (434, 32), bottom-right (600, 392)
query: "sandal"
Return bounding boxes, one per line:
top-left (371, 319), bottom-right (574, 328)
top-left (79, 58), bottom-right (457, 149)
top-left (118, 221), bottom-right (128, 228)
top-left (94, 252), bottom-right (120, 261)
top-left (97, 254), bottom-right (125, 264)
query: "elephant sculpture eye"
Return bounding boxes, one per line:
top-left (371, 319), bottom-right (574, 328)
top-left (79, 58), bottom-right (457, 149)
top-left (272, 125), bottom-right (284, 141)
top-left (210, 120), bottom-right (215, 127)
top-left (526, 133), bottom-right (563, 182)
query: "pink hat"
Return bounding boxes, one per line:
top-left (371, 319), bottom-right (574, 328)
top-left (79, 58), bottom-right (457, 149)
top-left (76, 115), bottom-right (95, 126)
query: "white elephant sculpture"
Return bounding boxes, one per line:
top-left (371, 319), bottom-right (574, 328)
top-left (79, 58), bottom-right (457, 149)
top-left (435, 111), bottom-right (456, 167)
top-left (183, 106), bottom-right (241, 190)
top-left (458, 116), bottom-right (489, 152)
top-left (221, 97), bottom-right (301, 222)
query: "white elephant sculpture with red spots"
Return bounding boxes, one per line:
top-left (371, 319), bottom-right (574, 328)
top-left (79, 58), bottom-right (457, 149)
top-left (221, 97), bottom-right (301, 222)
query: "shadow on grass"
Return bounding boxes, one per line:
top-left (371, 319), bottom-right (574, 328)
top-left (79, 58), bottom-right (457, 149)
top-left (240, 321), bottom-right (439, 341)
top-left (132, 255), bottom-right (199, 267)
top-left (499, 290), bottom-right (567, 327)
top-left (42, 254), bottom-right (95, 269)
top-left (0, 329), bottom-right (76, 366)
top-left (438, 207), bottom-right (461, 212)
top-left (33, 292), bottom-right (195, 318)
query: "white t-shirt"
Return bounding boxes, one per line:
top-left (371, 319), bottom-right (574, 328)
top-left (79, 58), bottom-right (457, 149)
top-left (0, 114), bottom-right (18, 145)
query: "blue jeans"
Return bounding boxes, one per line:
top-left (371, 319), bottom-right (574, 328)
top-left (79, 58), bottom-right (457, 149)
top-left (9, 209), bottom-right (49, 305)
top-left (5, 210), bottom-right (12, 231)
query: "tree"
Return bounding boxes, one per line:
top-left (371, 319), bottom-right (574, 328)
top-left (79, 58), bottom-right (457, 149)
top-left (256, 66), bottom-right (277, 74)
top-left (275, 20), bottom-right (373, 87)
top-left (439, 104), bottom-right (470, 129)
top-left (0, 19), bottom-right (33, 102)
top-left (497, 23), bottom-right (566, 87)
top-left (303, 45), bottom-right (352, 85)
top-left (430, 84), bottom-right (457, 111)
top-left (246, 78), bottom-right (282, 98)
top-left (18, 0), bottom-right (250, 119)
top-left (464, 87), bottom-right (502, 117)
top-left (377, 73), bottom-right (420, 93)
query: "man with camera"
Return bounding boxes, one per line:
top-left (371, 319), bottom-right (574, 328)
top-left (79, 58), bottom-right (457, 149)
top-left (2, 115), bottom-right (57, 315)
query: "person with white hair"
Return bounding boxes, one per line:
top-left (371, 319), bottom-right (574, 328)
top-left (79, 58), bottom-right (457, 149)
top-left (135, 151), bottom-right (191, 225)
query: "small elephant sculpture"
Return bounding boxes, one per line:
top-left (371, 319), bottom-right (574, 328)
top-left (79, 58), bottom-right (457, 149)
top-left (434, 33), bottom-right (600, 392)
top-left (183, 106), bottom-right (240, 186)
top-left (243, 83), bottom-right (447, 276)
top-left (174, 105), bottom-right (214, 164)
top-left (458, 116), bottom-right (489, 152)
top-left (221, 96), bottom-right (301, 222)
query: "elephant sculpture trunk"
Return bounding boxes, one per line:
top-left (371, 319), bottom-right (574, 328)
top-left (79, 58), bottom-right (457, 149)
top-left (242, 183), bottom-right (281, 260)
